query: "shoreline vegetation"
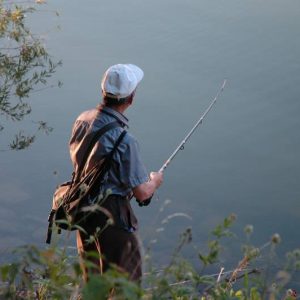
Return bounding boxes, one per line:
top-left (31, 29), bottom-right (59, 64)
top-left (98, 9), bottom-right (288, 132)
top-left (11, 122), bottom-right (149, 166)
top-left (0, 1), bottom-right (61, 151)
top-left (1, 214), bottom-right (299, 299)
top-left (1, 2), bottom-right (299, 299)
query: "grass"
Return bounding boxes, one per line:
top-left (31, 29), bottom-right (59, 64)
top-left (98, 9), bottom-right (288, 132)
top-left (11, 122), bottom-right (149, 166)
top-left (0, 214), bottom-right (300, 299)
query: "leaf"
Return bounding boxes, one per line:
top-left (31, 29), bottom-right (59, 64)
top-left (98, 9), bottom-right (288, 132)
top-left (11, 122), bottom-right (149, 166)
top-left (10, 131), bottom-right (35, 150)
top-left (0, 264), bottom-right (11, 281)
top-left (82, 275), bottom-right (111, 300)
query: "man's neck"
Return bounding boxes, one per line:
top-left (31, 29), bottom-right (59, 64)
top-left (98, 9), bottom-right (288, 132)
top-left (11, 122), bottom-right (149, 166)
top-left (105, 103), bottom-right (130, 115)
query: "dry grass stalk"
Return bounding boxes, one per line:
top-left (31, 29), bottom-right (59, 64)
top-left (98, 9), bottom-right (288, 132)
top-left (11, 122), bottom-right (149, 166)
top-left (227, 255), bottom-right (250, 287)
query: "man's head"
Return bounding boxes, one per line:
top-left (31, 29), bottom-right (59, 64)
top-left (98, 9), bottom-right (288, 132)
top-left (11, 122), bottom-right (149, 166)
top-left (101, 64), bottom-right (144, 107)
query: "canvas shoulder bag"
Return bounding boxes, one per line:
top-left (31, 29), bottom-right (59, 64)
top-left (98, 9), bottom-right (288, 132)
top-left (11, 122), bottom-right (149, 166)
top-left (46, 121), bottom-right (126, 244)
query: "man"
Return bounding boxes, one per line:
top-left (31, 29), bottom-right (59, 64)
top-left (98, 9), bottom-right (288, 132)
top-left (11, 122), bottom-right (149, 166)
top-left (69, 64), bottom-right (163, 282)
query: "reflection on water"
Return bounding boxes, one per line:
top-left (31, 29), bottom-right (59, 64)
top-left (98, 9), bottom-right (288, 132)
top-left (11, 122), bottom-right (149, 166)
top-left (0, 0), bottom-right (300, 264)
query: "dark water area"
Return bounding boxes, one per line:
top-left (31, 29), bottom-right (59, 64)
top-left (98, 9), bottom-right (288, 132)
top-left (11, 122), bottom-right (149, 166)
top-left (1, 0), bottom-right (300, 272)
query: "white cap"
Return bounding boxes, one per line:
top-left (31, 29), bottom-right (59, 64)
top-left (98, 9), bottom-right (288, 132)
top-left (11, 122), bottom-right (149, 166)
top-left (101, 64), bottom-right (144, 99)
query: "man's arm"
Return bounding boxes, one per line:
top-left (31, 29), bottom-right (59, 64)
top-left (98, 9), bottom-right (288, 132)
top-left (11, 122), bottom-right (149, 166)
top-left (132, 171), bottom-right (163, 202)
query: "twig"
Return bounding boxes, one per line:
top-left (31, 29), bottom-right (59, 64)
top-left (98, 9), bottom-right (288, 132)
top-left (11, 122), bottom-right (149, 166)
top-left (203, 268), bottom-right (261, 294)
top-left (226, 268), bottom-right (260, 283)
top-left (227, 255), bottom-right (250, 287)
top-left (144, 268), bottom-right (261, 292)
top-left (217, 267), bottom-right (225, 283)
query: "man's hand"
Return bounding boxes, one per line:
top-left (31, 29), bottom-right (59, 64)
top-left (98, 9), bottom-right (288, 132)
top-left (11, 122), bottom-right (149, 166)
top-left (150, 171), bottom-right (163, 189)
top-left (133, 171), bottom-right (164, 203)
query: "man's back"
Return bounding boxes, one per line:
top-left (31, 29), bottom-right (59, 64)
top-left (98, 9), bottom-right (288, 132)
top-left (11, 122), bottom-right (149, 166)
top-left (69, 105), bottom-right (149, 197)
top-left (75, 64), bottom-right (163, 282)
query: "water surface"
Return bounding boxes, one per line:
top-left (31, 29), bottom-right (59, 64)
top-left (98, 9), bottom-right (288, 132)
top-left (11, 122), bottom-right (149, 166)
top-left (1, 0), bottom-right (300, 266)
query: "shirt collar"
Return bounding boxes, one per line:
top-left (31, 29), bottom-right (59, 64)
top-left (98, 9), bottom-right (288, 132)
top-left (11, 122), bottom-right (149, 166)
top-left (97, 104), bottom-right (129, 128)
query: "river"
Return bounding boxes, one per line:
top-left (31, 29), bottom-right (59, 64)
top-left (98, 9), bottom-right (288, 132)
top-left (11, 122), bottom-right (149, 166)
top-left (0, 0), bottom-right (299, 268)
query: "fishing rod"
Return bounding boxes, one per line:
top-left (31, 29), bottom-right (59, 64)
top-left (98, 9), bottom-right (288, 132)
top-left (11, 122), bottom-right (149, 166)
top-left (159, 79), bottom-right (227, 173)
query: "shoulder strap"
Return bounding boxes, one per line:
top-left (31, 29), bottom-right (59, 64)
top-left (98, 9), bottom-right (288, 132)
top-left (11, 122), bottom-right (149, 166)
top-left (76, 121), bottom-right (122, 181)
top-left (107, 129), bottom-right (127, 160)
top-left (82, 129), bottom-right (127, 193)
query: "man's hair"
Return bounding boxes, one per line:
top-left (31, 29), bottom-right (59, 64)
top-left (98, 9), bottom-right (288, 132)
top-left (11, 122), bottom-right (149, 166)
top-left (103, 93), bottom-right (132, 107)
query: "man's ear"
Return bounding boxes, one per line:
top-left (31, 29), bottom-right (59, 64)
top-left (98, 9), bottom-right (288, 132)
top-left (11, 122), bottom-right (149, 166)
top-left (127, 93), bottom-right (134, 105)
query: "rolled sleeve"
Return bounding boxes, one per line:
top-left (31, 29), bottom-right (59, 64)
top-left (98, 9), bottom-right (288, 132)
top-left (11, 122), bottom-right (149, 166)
top-left (119, 135), bottom-right (149, 189)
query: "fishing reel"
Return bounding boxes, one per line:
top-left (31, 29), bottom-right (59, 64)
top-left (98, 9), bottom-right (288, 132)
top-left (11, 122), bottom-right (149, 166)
top-left (136, 196), bottom-right (152, 207)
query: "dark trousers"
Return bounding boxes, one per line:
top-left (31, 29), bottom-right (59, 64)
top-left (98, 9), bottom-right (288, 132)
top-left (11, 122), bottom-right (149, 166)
top-left (77, 225), bottom-right (142, 282)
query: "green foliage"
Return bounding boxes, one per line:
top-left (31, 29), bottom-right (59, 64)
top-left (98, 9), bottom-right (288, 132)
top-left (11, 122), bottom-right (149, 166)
top-left (0, 1), bottom-right (61, 150)
top-left (0, 215), bottom-right (299, 299)
top-left (285, 249), bottom-right (300, 272)
top-left (199, 214), bottom-right (236, 268)
top-left (0, 243), bottom-right (142, 300)
top-left (9, 130), bottom-right (35, 150)
top-left (0, 245), bottom-right (79, 299)
top-left (83, 270), bottom-right (142, 300)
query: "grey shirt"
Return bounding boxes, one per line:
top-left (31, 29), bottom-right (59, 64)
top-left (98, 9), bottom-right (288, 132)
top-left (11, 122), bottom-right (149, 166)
top-left (69, 105), bottom-right (149, 232)
top-left (69, 105), bottom-right (149, 197)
